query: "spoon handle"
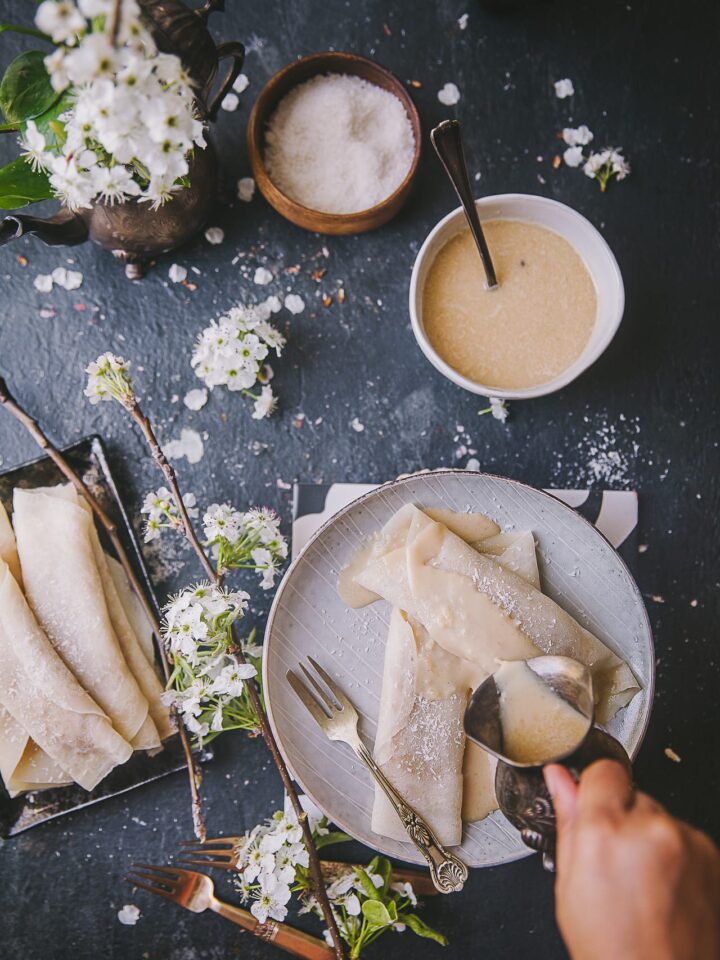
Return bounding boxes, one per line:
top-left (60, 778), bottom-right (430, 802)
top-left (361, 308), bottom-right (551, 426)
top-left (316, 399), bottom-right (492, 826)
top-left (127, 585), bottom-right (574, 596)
top-left (430, 119), bottom-right (499, 289)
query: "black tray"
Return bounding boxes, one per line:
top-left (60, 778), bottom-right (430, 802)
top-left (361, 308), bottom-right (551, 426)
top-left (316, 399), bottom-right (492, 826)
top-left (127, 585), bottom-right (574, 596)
top-left (0, 435), bottom-right (195, 837)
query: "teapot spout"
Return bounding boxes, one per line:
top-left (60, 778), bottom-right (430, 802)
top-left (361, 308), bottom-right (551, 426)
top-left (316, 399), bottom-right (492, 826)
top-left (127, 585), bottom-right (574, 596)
top-left (0, 208), bottom-right (88, 248)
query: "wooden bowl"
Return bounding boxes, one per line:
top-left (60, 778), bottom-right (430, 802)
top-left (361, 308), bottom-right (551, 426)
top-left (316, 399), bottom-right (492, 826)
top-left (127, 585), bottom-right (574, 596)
top-left (247, 52), bottom-right (422, 235)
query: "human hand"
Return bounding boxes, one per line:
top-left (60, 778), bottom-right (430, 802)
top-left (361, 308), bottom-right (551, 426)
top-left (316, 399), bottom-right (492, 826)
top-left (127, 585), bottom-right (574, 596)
top-left (544, 759), bottom-right (720, 960)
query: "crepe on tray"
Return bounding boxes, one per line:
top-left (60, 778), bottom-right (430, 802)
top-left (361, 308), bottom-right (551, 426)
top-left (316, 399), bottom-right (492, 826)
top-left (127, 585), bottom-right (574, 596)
top-left (0, 485), bottom-right (172, 797)
top-left (341, 504), bottom-right (640, 847)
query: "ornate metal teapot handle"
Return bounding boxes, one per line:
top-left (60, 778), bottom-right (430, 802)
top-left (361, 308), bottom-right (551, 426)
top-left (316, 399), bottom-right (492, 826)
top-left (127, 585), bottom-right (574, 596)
top-left (205, 40), bottom-right (245, 120)
top-left (354, 740), bottom-right (468, 894)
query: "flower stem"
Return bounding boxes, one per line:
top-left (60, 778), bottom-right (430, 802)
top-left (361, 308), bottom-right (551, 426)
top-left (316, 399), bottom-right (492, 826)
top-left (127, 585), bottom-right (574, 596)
top-left (0, 376), bottom-right (206, 841)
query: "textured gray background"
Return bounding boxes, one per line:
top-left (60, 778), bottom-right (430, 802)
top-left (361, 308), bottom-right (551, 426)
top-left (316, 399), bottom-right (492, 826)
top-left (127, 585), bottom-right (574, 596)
top-left (0, 0), bottom-right (718, 958)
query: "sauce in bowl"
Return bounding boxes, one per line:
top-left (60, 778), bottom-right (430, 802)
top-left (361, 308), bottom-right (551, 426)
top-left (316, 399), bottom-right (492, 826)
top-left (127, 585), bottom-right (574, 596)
top-left (422, 219), bottom-right (598, 390)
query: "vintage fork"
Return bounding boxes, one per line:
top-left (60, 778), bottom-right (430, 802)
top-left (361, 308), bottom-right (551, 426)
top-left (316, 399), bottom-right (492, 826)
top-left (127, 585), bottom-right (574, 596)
top-left (176, 842), bottom-right (440, 897)
top-left (126, 863), bottom-right (333, 960)
top-left (286, 657), bottom-right (469, 894)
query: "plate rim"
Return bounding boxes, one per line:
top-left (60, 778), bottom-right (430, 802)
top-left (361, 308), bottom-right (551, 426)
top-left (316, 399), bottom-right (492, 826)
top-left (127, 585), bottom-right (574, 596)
top-left (263, 470), bottom-right (655, 866)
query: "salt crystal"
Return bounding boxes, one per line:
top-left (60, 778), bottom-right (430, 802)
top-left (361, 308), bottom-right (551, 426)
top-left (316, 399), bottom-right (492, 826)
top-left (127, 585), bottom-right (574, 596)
top-left (117, 905), bottom-right (140, 926)
top-left (284, 293), bottom-right (305, 314)
top-left (554, 78), bottom-right (574, 99)
top-left (265, 74), bottom-right (416, 215)
top-left (253, 267), bottom-right (273, 285)
top-left (183, 388), bottom-right (208, 411)
top-left (351, 417), bottom-right (365, 432)
top-left (163, 428), bottom-right (204, 464)
top-left (33, 274), bottom-right (53, 292)
top-left (204, 226), bottom-right (224, 245)
top-left (438, 82), bottom-right (460, 106)
top-left (233, 73), bottom-right (249, 94)
top-left (168, 263), bottom-right (186, 283)
top-left (237, 177), bottom-right (255, 202)
top-left (221, 92), bottom-right (239, 112)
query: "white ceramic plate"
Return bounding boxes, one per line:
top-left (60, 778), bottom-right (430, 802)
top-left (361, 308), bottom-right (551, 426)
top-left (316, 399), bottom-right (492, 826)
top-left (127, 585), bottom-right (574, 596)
top-left (263, 471), bottom-right (654, 868)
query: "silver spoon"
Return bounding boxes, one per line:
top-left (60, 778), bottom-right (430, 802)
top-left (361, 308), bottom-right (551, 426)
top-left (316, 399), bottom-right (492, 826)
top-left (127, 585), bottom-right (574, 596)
top-left (464, 656), bottom-right (632, 870)
top-left (430, 119), bottom-right (499, 289)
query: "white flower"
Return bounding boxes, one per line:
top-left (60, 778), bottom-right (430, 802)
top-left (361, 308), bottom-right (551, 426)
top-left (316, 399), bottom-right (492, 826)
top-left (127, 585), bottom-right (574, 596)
top-left (84, 352), bottom-right (133, 404)
top-left (44, 47), bottom-right (70, 92)
top-left (208, 661), bottom-right (257, 697)
top-left (48, 156), bottom-right (96, 211)
top-left (562, 125), bottom-right (593, 147)
top-left (250, 875), bottom-right (291, 923)
top-left (36, 0), bottom-right (85, 43)
top-left (489, 397), bottom-right (508, 422)
top-left (203, 502), bottom-right (243, 544)
top-left (20, 121), bottom-right (49, 172)
top-left (554, 78), bottom-right (574, 99)
top-left (252, 385), bottom-right (277, 420)
top-left (64, 33), bottom-right (118, 85)
top-left (563, 145), bottom-right (585, 168)
top-left (91, 165), bottom-right (141, 205)
top-left (390, 881), bottom-right (417, 906)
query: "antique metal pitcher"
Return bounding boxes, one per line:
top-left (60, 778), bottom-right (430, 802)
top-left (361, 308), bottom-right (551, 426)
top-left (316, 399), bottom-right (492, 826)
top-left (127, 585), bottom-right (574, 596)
top-left (0, 0), bottom-right (244, 278)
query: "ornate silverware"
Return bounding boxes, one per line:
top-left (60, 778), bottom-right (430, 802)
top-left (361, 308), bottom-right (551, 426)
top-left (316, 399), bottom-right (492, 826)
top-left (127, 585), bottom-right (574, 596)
top-left (287, 657), bottom-right (469, 894)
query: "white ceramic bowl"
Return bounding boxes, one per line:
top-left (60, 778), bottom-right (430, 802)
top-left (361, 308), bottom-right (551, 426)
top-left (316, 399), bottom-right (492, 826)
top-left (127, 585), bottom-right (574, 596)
top-left (408, 194), bottom-right (625, 399)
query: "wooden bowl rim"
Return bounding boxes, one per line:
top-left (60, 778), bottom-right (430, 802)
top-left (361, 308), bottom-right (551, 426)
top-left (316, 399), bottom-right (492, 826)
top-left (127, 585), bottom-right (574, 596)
top-left (247, 51), bottom-right (422, 226)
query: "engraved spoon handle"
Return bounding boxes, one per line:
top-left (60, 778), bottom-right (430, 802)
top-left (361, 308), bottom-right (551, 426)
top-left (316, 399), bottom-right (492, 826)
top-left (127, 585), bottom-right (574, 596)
top-left (430, 119), bottom-right (499, 289)
top-left (353, 739), bottom-right (468, 894)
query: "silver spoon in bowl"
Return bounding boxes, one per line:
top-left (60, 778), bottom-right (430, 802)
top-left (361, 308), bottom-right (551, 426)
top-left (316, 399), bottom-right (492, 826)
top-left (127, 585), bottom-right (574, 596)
top-left (430, 119), bottom-right (499, 289)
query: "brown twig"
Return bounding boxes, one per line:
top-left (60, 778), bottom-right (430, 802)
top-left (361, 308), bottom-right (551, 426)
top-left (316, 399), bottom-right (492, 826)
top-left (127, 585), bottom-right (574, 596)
top-left (0, 377), bottom-right (206, 841)
top-left (109, 0), bottom-right (123, 46)
top-left (127, 396), bottom-right (347, 960)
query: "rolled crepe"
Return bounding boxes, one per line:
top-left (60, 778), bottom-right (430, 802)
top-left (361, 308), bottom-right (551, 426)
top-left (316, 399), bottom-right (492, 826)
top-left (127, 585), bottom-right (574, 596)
top-left (0, 559), bottom-right (132, 791)
top-left (372, 609), bottom-right (466, 846)
top-left (13, 484), bottom-right (159, 750)
top-left (354, 505), bottom-right (638, 722)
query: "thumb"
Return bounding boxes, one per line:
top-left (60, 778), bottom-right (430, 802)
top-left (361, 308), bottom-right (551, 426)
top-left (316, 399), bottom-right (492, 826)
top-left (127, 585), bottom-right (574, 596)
top-left (544, 763), bottom-right (578, 836)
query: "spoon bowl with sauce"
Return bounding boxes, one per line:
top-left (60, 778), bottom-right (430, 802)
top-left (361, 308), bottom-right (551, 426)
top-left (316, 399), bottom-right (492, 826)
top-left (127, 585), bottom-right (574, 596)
top-left (409, 194), bottom-right (625, 399)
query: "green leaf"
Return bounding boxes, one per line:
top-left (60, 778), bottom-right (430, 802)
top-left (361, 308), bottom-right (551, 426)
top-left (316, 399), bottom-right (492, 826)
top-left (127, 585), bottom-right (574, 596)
top-left (0, 156), bottom-right (54, 208)
top-left (361, 900), bottom-right (392, 927)
top-left (354, 867), bottom-right (383, 901)
top-left (26, 89), bottom-right (73, 150)
top-left (386, 899), bottom-right (398, 922)
top-left (373, 856), bottom-right (393, 895)
top-left (402, 912), bottom-right (448, 946)
top-left (0, 50), bottom-right (60, 124)
top-left (313, 830), bottom-right (352, 850)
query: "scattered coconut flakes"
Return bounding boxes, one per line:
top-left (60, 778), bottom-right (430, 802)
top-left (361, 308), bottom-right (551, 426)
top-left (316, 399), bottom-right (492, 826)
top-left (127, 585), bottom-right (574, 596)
top-left (221, 92), bottom-right (239, 112)
top-left (33, 274), bottom-right (53, 292)
top-left (204, 226), bottom-right (224, 245)
top-left (664, 747), bottom-right (682, 763)
top-left (490, 397), bottom-right (509, 422)
top-left (254, 266), bottom-right (273, 285)
top-left (350, 417), bottom-right (365, 433)
top-left (554, 78), bottom-right (574, 99)
top-left (237, 177), bottom-right (255, 202)
top-left (163, 428), bottom-right (204, 464)
top-left (52, 266), bottom-right (83, 290)
top-left (233, 73), bottom-right (249, 94)
top-left (264, 295), bottom-right (282, 313)
top-left (563, 125), bottom-right (593, 146)
top-left (466, 457), bottom-right (481, 471)
top-left (458, 12), bottom-right (469, 29)
top-left (284, 293), bottom-right (305, 314)
top-left (168, 263), bottom-right (187, 283)
top-left (183, 388), bottom-right (208, 411)
top-left (563, 145), bottom-right (585, 168)
top-left (438, 82), bottom-right (461, 106)
top-left (117, 905), bottom-right (141, 926)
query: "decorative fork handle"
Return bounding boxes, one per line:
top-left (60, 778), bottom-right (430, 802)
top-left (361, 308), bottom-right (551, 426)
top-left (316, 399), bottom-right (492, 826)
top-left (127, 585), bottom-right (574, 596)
top-left (209, 897), bottom-right (333, 959)
top-left (353, 740), bottom-right (468, 894)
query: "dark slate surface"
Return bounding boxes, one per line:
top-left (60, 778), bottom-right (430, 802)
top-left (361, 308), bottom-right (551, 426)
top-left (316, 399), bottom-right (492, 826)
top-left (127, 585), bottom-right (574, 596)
top-left (0, 0), bottom-right (718, 957)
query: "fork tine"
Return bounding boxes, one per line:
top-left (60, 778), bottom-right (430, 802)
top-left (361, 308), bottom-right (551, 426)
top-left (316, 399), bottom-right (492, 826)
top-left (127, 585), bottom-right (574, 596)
top-left (178, 848), bottom-right (235, 861)
top-left (307, 657), bottom-right (354, 711)
top-left (125, 876), bottom-right (177, 902)
top-left (287, 669), bottom-right (332, 726)
top-left (179, 837), bottom-right (237, 847)
top-left (300, 663), bottom-right (339, 713)
top-left (132, 863), bottom-right (184, 878)
top-left (127, 870), bottom-right (178, 891)
top-left (177, 857), bottom-right (235, 871)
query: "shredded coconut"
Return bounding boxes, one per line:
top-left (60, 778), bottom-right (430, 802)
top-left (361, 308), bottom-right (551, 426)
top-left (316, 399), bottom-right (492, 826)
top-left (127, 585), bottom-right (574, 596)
top-left (350, 417), bottom-right (365, 433)
top-left (264, 74), bottom-right (415, 214)
top-left (554, 78), bottom-right (574, 99)
top-left (438, 82), bottom-right (460, 106)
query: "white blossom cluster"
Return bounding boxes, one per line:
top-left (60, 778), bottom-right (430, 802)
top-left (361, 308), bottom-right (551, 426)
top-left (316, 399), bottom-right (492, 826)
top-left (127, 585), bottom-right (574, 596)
top-left (84, 351), bottom-right (134, 405)
top-left (203, 503), bottom-right (288, 589)
top-left (161, 583), bottom-right (256, 740)
top-left (561, 126), bottom-right (630, 190)
top-left (140, 485), bottom-right (198, 543)
top-left (191, 303), bottom-right (286, 419)
top-left (24, 0), bottom-right (205, 210)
